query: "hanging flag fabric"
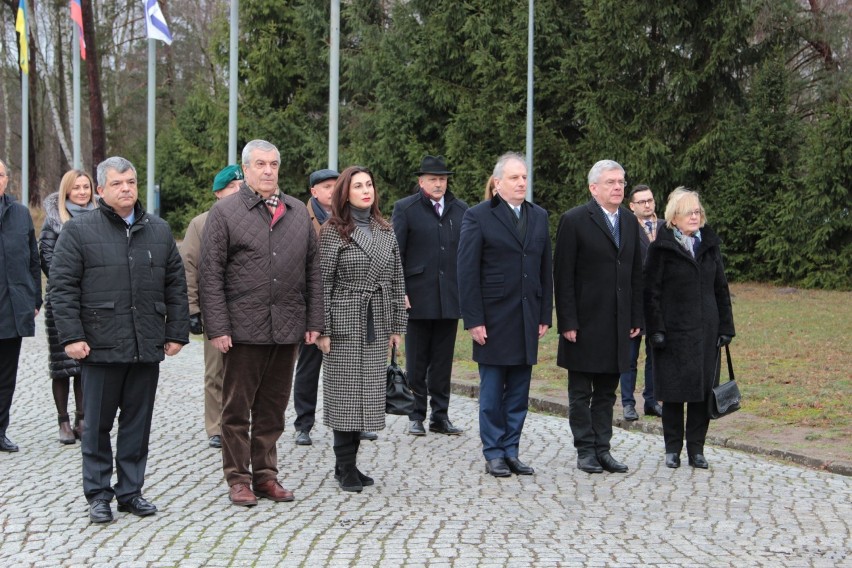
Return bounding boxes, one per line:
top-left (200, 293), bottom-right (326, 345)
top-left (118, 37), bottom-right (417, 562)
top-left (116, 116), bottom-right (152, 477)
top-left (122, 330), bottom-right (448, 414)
top-left (15, 0), bottom-right (29, 74)
top-left (69, 0), bottom-right (87, 60)
top-left (144, 0), bottom-right (173, 45)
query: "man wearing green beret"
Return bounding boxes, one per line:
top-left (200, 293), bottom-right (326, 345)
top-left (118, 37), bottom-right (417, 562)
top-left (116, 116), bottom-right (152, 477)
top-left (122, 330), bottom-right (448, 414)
top-left (180, 164), bottom-right (243, 449)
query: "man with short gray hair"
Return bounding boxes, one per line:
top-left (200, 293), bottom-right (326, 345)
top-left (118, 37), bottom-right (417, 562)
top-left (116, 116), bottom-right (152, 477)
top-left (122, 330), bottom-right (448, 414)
top-left (51, 156), bottom-right (189, 523)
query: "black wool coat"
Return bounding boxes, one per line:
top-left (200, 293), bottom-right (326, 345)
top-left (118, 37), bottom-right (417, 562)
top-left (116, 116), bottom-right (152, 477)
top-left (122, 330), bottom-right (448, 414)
top-left (391, 190), bottom-right (468, 320)
top-left (457, 196), bottom-right (553, 366)
top-left (554, 200), bottom-right (644, 374)
top-left (644, 224), bottom-right (735, 402)
top-left (0, 193), bottom-right (41, 340)
top-left (50, 199), bottom-right (189, 364)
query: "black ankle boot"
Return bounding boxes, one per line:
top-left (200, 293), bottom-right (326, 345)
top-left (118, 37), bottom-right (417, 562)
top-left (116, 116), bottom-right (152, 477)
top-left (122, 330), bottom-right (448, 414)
top-left (73, 412), bottom-right (85, 440)
top-left (337, 464), bottom-right (363, 492)
top-left (58, 414), bottom-right (75, 445)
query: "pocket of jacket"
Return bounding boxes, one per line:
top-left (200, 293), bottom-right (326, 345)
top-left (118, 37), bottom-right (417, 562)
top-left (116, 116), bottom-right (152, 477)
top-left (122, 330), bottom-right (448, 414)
top-left (81, 301), bottom-right (118, 348)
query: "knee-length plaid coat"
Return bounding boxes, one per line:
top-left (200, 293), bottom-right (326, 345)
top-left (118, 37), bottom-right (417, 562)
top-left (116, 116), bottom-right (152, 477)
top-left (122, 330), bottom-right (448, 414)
top-left (320, 221), bottom-right (407, 432)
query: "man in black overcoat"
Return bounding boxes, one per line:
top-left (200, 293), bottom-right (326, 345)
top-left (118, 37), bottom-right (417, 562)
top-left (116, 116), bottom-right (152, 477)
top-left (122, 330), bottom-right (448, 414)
top-left (553, 160), bottom-right (643, 474)
top-left (392, 156), bottom-right (468, 437)
top-left (458, 152), bottom-right (552, 477)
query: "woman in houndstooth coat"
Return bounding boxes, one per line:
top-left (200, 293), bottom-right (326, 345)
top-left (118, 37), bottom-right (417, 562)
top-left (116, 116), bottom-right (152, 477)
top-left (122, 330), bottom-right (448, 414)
top-left (316, 166), bottom-right (407, 493)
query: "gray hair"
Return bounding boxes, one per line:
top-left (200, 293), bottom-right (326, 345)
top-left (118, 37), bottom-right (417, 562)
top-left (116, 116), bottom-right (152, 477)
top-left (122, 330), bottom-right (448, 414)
top-left (664, 186), bottom-right (706, 228)
top-left (588, 160), bottom-right (624, 185)
top-left (0, 158), bottom-right (6, 172)
top-left (96, 157), bottom-right (136, 187)
top-left (241, 140), bottom-right (280, 166)
top-left (492, 152), bottom-right (526, 179)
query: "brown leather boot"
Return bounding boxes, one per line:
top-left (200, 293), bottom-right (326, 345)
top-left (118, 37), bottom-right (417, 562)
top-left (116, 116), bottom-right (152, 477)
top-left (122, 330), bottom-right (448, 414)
top-left (58, 414), bottom-right (75, 445)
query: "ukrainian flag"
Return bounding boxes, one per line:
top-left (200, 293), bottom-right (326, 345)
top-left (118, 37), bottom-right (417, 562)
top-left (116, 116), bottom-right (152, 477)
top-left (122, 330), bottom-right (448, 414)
top-left (15, 0), bottom-right (28, 75)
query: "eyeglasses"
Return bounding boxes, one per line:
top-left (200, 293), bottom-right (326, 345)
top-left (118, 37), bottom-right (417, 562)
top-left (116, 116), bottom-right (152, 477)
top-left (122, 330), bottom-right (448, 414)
top-left (602, 179), bottom-right (626, 187)
top-left (632, 198), bottom-right (654, 206)
top-left (681, 209), bottom-right (702, 218)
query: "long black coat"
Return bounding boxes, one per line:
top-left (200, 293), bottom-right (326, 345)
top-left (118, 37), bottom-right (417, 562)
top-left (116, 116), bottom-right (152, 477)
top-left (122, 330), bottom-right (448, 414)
top-left (50, 200), bottom-right (189, 364)
top-left (39, 192), bottom-right (84, 379)
top-left (457, 196), bottom-right (552, 366)
top-left (554, 200), bottom-right (644, 374)
top-left (0, 193), bottom-right (41, 340)
top-left (644, 224), bottom-right (735, 402)
top-left (391, 190), bottom-right (468, 320)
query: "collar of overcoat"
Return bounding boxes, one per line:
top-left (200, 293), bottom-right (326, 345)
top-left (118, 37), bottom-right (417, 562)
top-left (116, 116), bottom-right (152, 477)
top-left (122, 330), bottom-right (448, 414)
top-left (488, 194), bottom-right (536, 246)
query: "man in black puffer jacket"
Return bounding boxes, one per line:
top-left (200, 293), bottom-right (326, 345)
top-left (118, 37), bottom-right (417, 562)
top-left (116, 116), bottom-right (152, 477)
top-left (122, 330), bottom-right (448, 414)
top-left (50, 156), bottom-right (189, 524)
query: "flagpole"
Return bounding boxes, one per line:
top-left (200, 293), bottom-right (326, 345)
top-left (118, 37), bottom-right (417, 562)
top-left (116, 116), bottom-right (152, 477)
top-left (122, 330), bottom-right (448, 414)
top-left (72, 27), bottom-right (82, 169)
top-left (21, 70), bottom-right (29, 206)
top-left (525, 0), bottom-right (534, 203)
top-left (147, 39), bottom-right (156, 214)
top-left (228, 0), bottom-right (238, 165)
top-left (328, 0), bottom-right (340, 171)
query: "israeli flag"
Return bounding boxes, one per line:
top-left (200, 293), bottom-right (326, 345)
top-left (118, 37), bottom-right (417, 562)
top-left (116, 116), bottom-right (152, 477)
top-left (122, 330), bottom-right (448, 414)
top-left (144, 0), bottom-right (173, 45)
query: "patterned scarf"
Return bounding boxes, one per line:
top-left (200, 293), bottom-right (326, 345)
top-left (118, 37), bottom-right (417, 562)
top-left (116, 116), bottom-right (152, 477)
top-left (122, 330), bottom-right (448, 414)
top-left (673, 227), bottom-right (702, 257)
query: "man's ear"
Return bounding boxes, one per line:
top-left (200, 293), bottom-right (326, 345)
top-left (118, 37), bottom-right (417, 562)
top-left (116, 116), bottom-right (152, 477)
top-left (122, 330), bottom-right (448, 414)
top-left (97, 186), bottom-right (105, 196)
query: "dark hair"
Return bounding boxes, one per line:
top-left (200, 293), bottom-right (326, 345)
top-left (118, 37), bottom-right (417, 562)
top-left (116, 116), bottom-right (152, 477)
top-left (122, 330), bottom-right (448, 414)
top-left (628, 184), bottom-right (652, 200)
top-left (325, 165), bottom-right (390, 243)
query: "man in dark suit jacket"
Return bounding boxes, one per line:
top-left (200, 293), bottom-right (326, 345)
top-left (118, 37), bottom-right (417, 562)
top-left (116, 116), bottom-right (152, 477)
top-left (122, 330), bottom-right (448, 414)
top-left (392, 156), bottom-right (468, 437)
top-left (554, 160), bottom-right (643, 474)
top-left (620, 184), bottom-right (665, 421)
top-left (458, 152), bottom-right (552, 478)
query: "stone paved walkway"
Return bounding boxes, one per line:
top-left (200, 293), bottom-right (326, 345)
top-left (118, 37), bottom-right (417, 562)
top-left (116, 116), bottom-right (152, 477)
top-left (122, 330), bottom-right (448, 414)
top-left (1, 317), bottom-right (850, 567)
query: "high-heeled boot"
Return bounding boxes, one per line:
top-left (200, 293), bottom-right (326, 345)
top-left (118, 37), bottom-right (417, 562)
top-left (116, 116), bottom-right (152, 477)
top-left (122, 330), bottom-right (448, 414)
top-left (58, 414), bottom-right (76, 445)
top-left (73, 411), bottom-right (85, 440)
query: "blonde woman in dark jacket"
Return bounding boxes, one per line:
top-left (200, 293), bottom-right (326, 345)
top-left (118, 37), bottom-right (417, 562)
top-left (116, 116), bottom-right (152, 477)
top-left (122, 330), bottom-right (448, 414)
top-left (39, 169), bottom-right (97, 444)
top-left (644, 187), bottom-right (735, 470)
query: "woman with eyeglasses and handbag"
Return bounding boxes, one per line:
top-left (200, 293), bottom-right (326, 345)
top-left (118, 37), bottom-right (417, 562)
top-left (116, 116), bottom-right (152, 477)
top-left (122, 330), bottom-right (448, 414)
top-left (315, 166), bottom-right (407, 493)
top-left (644, 187), bottom-right (735, 469)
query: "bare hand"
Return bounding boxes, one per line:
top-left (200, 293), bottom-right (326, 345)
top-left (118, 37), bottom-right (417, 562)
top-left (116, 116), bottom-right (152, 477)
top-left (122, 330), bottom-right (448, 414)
top-left (65, 340), bottom-right (90, 360)
top-left (316, 336), bottom-right (331, 354)
top-left (404, 295), bottom-right (411, 310)
top-left (164, 342), bottom-right (183, 356)
top-left (538, 324), bottom-right (549, 339)
top-left (389, 334), bottom-right (401, 349)
top-left (469, 325), bottom-right (487, 346)
top-left (562, 329), bottom-right (577, 343)
top-left (305, 331), bottom-right (320, 345)
top-left (629, 327), bottom-right (641, 339)
top-left (211, 335), bottom-right (232, 354)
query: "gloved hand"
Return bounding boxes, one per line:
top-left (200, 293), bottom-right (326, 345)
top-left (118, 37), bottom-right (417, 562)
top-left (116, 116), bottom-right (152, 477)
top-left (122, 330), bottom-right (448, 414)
top-left (189, 313), bottom-right (204, 335)
top-left (717, 334), bottom-right (732, 347)
top-left (650, 332), bottom-right (666, 349)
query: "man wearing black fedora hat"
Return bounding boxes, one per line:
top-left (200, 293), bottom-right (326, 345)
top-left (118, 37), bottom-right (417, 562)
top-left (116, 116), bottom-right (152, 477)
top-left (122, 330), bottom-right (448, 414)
top-left (392, 155), bottom-right (468, 437)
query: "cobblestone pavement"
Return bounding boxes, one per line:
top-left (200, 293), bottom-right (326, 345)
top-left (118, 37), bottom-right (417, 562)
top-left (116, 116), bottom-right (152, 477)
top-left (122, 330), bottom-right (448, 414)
top-left (1, 318), bottom-right (850, 567)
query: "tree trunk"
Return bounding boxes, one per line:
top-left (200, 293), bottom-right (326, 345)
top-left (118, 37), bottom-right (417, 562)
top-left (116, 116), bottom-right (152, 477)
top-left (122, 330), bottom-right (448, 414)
top-left (82, 0), bottom-right (106, 167)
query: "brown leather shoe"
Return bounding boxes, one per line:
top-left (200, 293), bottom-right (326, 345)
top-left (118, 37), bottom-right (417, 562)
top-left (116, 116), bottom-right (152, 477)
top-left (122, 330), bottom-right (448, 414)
top-left (228, 483), bottom-right (257, 507)
top-left (253, 479), bottom-right (295, 502)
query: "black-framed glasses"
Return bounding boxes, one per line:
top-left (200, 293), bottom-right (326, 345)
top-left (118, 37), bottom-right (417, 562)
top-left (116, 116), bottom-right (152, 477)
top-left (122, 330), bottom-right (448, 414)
top-left (632, 198), bottom-right (654, 206)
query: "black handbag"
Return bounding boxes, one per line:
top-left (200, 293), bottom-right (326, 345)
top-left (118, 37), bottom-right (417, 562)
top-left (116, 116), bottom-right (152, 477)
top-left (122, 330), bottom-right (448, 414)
top-left (708, 344), bottom-right (741, 419)
top-left (386, 345), bottom-right (415, 415)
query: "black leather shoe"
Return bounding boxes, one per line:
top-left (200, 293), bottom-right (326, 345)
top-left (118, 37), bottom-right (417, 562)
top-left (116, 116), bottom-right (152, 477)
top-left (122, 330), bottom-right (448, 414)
top-left (577, 455), bottom-right (603, 473)
top-left (295, 430), bottom-right (312, 445)
top-left (208, 435), bottom-right (222, 448)
top-left (598, 452), bottom-right (629, 473)
top-left (505, 457), bottom-right (534, 475)
top-left (429, 419), bottom-right (463, 435)
top-left (665, 453), bottom-right (681, 468)
top-left (359, 431), bottom-right (378, 441)
top-left (89, 499), bottom-right (113, 524)
top-left (485, 458), bottom-right (512, 477)
top-left (407, 420), bottom-right (426, 436)
top-left (644, 403), bottom-right (664, 417)
top-left (117, 495), bottom-right (157, 517)
top-left (335, 466), bottom-right (374, 487)
top-left (688, 453), bottom-right (709, 469)
top-left (622, 404), bottom-right (639, 421)
top-left (0, 435), bottom-right (19, 452)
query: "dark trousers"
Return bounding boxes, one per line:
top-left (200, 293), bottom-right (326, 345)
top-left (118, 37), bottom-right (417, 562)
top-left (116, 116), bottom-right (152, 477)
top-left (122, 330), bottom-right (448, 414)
top-left (619, 335), bottom-right (657, 408)
top-left (0, 337), bottom-right (23, 436)
top-left (478, 364), bottom-right (532, 460)
top-left (662, 400), bottom-right (710, 456)
top-left (406, 319), bottom-right (458, 422)
top-left (221, 343), bottom-right (297, 487)
top-left (568, 371), bottom-right (619, 457)
top-left (81, 363), bottom-right (159, 503)
top-left (292, 341), bottom-right (323, 432)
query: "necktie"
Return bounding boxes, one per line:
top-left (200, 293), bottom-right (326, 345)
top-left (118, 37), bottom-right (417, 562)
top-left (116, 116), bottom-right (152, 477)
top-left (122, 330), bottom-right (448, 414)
top-left (610, 213), bottom-right (620, 247)
top-left (513, 206), bottom-right (521, 219)
top-left (645, 220), bottom-right (653, 234)
top-left (434, 202), bottom-right (441, 217)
